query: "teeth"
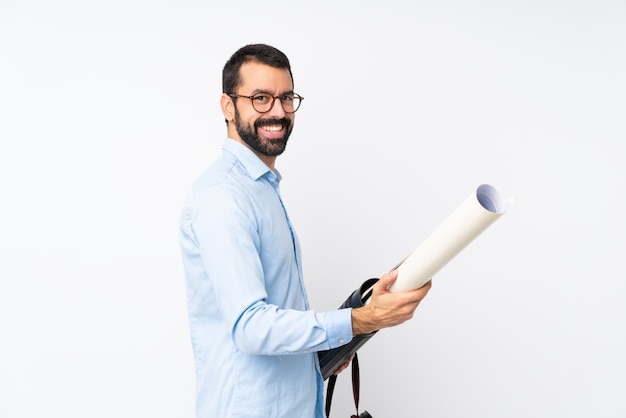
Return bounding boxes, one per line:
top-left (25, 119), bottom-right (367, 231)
top-left (262, 125), bottom-right (282, 132)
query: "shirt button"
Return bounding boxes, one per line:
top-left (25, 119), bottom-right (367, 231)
top-left (338, 338), bottom-right (345, 344)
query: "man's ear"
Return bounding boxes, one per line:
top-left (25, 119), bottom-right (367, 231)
top-left (220, 93), bottom-right (235, 123)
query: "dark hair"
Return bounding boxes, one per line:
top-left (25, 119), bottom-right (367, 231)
top-left (222, 43), bottom-right (294, 94)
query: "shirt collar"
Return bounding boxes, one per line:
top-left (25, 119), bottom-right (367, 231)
top-left (223, 138), bottom-right (282, 183)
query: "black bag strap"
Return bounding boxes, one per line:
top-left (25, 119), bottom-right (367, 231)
top-left (325, 352), bottom-right (369, 418)
top-left (351, 352), bottom-right (361, 417)
top-left (325, 370), bottom-right (337, 417)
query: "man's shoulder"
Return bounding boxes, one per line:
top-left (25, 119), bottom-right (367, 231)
top-left (188, 154), bottom-right (261, 210)
top-left (194, 151), bottom-right (246, 188)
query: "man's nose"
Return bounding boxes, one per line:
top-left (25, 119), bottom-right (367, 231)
top-left (266, 97), bottom-right (286, 117)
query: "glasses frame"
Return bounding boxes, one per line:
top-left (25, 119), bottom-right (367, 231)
top-left (228, 92), bottom-right (304, 114)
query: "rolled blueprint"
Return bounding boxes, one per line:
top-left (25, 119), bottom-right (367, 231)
top-left (362, 183), bottom-right (507, 302)
top-left (319, 184), bottom-right (508, 379)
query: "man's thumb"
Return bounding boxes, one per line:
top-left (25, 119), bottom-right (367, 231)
top-left (377, 269), bottom-right (398, 290)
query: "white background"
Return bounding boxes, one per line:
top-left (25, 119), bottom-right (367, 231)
top-left (1, 1), bottom-right (625, 417)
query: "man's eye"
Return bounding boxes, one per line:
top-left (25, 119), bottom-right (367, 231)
top-left (253, 94), bottom-right (271, 103)
top-left (279, 95), bottom-right (294, 102)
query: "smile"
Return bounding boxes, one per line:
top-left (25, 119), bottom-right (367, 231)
top-left (260, 125), bottom-right (284, 132)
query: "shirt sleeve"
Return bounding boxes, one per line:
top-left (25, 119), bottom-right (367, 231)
top-left (189, 181), bottom-right (354, 356)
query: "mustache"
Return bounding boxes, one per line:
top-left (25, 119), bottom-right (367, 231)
top-left (254, 117), bottom-right (291, 130)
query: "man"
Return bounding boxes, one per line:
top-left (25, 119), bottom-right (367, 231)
top-left (179, 43), bottom-right (432, 418)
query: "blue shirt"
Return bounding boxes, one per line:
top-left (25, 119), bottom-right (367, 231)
top-left (179, 138), bottom-right (354, 418)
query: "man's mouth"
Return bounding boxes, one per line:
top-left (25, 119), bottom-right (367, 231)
top-left (260, 124), bottom-right (284, 133)
top-left (256, 118), bottom-right (290, 137)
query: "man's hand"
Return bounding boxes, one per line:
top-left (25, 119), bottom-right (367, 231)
top-left (351, 269), bottom-right (432, 336)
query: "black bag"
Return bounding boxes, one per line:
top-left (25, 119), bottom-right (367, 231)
top-left (318, 278), bottom-right (379, 380)
top-left (318, 278), bottom-right (379, 417)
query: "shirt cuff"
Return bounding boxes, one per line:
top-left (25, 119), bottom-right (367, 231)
top-left (324, 308), bottom-right (354, 349)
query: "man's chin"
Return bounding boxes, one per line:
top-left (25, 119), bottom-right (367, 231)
top-left (259, 136), bottom-right (288, 156)
top-left (264, 144), bottom-right (287, 157)
top-left (237, 126), bottom-right (290, 157)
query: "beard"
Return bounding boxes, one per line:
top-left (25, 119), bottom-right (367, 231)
top-left (234, 108), bottom-right (293, 157)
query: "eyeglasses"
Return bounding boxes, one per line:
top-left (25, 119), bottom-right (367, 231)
top-left (228, 92), bottom-right (303, 113)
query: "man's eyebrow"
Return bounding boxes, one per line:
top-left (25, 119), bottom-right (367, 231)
top-left (250, 88), bottom-right (295, 96)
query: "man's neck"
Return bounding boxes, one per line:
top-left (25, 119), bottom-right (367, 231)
top-left (229, 136), bottom-right (276, 171)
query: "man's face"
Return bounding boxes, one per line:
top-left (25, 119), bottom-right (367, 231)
top-left (230, 62), bottom-right (295, 157)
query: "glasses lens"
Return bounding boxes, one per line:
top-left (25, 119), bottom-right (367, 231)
top-left (282, 95), bottom-right (301, 113)
top-left (251, 94), bottom-right (273, 113)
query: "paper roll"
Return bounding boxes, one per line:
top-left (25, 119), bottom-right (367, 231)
top-left (364, 184), bottom-right (507, 301)
top-left (319, 184), bottom-right (508, 378)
